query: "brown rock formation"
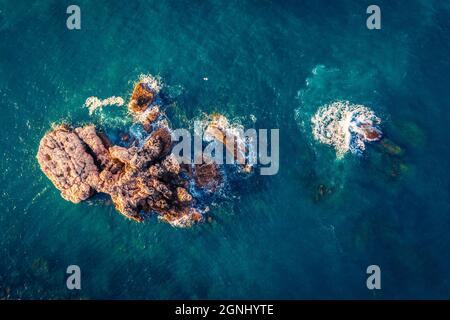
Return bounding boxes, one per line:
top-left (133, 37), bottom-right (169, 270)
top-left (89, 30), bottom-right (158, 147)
top-left (128, 82), bottom-right (155, 114)
top-left (176, 187), bottom-right (192, 203)
top-left (36, 78), bottom-right (230, 227)
top-left (158, 207), bottom-right (204, 228)
top-left (204, 114), bottom-right (246, 162)
top-left (142, 106), bottom-right (161, 132)
top-left (194, 160), bottom-right (222, 192)
top-left (204, 114), bottom-right (253, 173)
top-left (74, 125), bottom-right (111, 166)
top-left (37, 123), bottom-right (204, 226)
top-left (37, 124), bottom-right (100, 203)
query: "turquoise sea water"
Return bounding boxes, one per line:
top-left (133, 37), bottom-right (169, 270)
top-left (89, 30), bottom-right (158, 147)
top-left (0, 0), bottom-right (449, 299)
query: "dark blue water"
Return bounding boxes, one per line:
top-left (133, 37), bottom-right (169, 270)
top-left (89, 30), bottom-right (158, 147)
top-left (0, 0), bottom-right (449, 299)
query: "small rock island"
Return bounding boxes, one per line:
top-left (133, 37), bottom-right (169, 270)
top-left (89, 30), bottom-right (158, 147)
top-left (37, 77), bottom-right (223, 227)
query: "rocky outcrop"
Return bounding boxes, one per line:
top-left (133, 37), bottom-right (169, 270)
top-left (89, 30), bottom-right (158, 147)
top-left (176, 187), bottom-right (192, 203)
top-left (74, 125), bottom-right (111, 166)
top-left (204, 114), bottom-right (254, 173)
top-left (37, 77), bottom-right (228, 227)
top-left (193, 160), bottom-right (222, 192)
top-left (142, 106), bottom-right (161, 132)
top-left (37, 122), bottom-right (203, 225)
top-left (128, 78), bottom-right (157, 114)
top-left (37, 124), bottom-right (99, 203)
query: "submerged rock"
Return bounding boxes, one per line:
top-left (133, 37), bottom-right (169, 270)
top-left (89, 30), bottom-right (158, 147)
top-left (380, 138), bottom-right (403, 156)
top-left (395, 120), bottom-right (426, 149)
top-left (31, 257), bottom-right (49, 276)
top-left (314, 183), bottom-right (333, 202)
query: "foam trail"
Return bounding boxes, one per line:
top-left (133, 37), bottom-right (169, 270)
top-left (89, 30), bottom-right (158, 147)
top-left (84, 96), bottom-right (125, 115)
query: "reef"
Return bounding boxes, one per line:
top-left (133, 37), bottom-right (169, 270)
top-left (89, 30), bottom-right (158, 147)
top-left (37, 76), bottom-right (227, 227)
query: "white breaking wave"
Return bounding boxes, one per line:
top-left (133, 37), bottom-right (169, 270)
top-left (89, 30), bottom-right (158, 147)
top-left (201, 114), bottom-right (255, 169)
top-left (137, 74), bottom-right (162, 93)
top-left (311, 101), bottom-right (382, 158)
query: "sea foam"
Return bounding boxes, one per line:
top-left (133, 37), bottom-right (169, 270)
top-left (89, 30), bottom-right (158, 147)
top-left (84, 96), bottom-right (125, 115)
top-left (311, 101), bottom-right (382, 158)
